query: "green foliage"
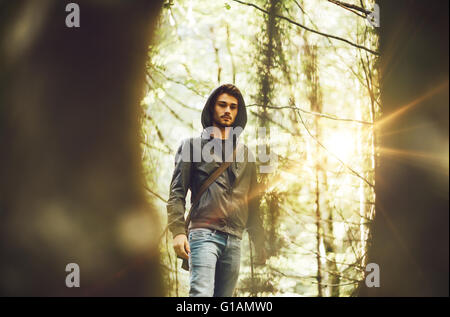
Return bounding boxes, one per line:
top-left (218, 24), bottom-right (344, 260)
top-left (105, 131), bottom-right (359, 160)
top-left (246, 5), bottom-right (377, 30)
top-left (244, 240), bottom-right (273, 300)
top-left (143, 0), bottom-right (380, 297)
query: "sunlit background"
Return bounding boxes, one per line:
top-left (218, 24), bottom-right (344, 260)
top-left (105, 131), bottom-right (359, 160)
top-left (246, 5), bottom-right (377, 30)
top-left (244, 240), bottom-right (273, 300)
top-left (141, 0), bottom-right (380, 296)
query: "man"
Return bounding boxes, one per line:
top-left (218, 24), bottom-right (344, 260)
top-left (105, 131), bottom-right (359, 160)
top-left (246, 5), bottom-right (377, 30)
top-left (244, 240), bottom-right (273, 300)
top-left (166, 84), bottom-right (266, 297)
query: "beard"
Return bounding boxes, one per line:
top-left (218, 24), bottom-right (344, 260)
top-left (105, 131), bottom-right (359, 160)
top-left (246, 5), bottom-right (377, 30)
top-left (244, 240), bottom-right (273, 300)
top-left (213, 116), bottom-right (233, 127)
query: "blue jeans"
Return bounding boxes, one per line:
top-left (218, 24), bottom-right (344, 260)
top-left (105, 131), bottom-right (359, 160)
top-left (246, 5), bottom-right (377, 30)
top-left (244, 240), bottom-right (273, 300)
top-left (188, 228), bottom-right (241, 297)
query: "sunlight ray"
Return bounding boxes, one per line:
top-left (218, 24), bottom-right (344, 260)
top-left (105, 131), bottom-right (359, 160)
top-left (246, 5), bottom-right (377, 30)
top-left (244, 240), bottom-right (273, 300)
top-left (375, 80), bottom-right (449, 128)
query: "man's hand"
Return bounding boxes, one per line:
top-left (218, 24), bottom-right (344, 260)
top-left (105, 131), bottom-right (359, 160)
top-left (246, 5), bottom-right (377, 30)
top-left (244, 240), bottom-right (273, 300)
top-left (173, 234), bottom-right (190, 260)
top-left (254, 248), bottom-right (267, 266)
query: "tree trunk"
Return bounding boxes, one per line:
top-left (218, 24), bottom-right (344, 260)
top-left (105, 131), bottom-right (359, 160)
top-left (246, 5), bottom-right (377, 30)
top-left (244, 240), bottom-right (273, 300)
top-left (0, 0), bottom-right (164, 296)
top-left (360, 0), bottom-right (449, 296)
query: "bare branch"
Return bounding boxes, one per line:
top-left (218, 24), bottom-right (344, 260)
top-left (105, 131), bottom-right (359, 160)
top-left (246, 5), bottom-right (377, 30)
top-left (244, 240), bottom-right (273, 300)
top-left (283, 234), bottom-right (365, 270)
top-left (309, 280), bottom-right (359, 287)
top-left (161, 87), bottom-right (202, 112)
top-left (296, 110), bottom-right (375, 188)
top-left (141, 140), bottom-right (172, 155)
top-left (231, 0), bottom-right (379, 55)
top-left (157, 96), bottom-right (195, 130)
top-left (247, 103), bottom-right (373, 125)
top-left (152, 68), bottom-right (206, 97)
top-left (144, 185), bottom-right (168, 203)
top-left (267, 265), bottom-right (313, 280)
top-left (142, 113), bottom-right (174, 154)
top-left (320, 267), bottom-right (363, 283)
top-left (293, 0), bottom-right (306, 15)
top-left (327, 0), bottom-right (370, 16)
top-left (249, 110), bottom-right (296, 135)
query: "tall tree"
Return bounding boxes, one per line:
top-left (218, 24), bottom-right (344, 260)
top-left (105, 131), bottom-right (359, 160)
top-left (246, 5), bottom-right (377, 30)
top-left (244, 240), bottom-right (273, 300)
top-left (302, 38), bottom-right (322, 296)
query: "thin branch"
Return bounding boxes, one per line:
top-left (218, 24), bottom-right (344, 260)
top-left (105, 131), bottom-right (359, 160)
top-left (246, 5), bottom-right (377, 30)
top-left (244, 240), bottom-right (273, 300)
top-left (327, 0), bottom-right (366, 18)
top-left (333, 205), bottom-right (369, 258)
top-left (282, 203), bottom-right (371, 227)
top-left (283, 234), bottom-right (365, 270)
top-left (334, 202), bottom-right (373, 222)
top-left (295, 228), bottom-right (367, 243)
top-left (142, 113), bottom-right (174, 154)
top-left (296, 110), bottom-right (374, 188)
top-left (293, 0), bottom-right (378, 105)
top-left (297, 211), bottom-right (372, 227)
top-left (167, 7), bottom-right (183, 42)
top-left (144, 185), bottom-right (168, 203)
top-left (249, 110), bottom-right (296, 135)
top-left (327, 0), bottom-right (370, 16)
top-left (153, 68), bottom-right (206, 97)
top-left (247, 103), bottom-right (373, 125)
top-left (309, 279), bottom-right (360, 287)
top-left (181, 63), bottom-right (213, 93)
top-left (231, 0), bottom-right (379, 56)
top-left (293, 0), bottom-right (306, 15)
top-left (262, 266), bottom-right (360, 287)
top-left (157, 96), bottom-right (195, 130)
top-left (141, 140), bottom-right (172, 155)
top-left (162, 87), bottom-right (202, 112)
top-left (267, 265), bottom-right (313, 280)
top-left (146, 72), bottom-right (203, 111)
top-left (320, 267), bottom-right (363, 283)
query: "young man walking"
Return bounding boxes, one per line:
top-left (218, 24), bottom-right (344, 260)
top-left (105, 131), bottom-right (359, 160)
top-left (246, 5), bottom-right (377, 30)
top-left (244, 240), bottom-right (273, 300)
top-left (166, 84), bottom-right (266, 297)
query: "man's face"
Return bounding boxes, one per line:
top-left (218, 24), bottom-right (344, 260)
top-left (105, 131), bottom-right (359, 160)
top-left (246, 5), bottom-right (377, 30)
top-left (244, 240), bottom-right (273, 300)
top-left (212, 93), bottom-right (238, 128)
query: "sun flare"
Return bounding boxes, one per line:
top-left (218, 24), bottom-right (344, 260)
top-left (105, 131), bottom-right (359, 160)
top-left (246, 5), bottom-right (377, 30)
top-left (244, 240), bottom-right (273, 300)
top-left (326, 131), bottom-right (356, 162)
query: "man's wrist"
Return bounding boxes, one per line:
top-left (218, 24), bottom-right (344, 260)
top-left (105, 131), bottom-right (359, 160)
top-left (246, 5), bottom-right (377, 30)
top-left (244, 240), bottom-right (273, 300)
top-left (171, 226), bottom-right (187, 239)
top-left (173, 232), bottom-right (187, 239)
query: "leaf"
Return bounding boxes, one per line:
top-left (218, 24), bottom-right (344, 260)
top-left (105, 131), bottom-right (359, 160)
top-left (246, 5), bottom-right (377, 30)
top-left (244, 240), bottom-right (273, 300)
top-left (224, 3), bottom-right (231, 10)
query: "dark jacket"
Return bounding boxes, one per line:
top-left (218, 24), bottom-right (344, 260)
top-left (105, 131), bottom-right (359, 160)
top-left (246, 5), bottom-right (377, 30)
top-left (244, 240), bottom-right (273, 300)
top-left (166, 89), bottom-right (265, 249)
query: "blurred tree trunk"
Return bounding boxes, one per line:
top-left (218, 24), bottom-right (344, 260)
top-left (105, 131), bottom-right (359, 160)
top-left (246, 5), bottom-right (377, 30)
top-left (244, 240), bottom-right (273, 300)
top-left (0, 0), bottom-right (164, 296)
top-left (360, 0), bottom-right (449, 296)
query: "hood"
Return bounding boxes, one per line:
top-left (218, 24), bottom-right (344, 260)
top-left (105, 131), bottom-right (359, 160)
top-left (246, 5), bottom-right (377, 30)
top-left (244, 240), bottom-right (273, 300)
top-left (201, 85), bottom-right (247, 132)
